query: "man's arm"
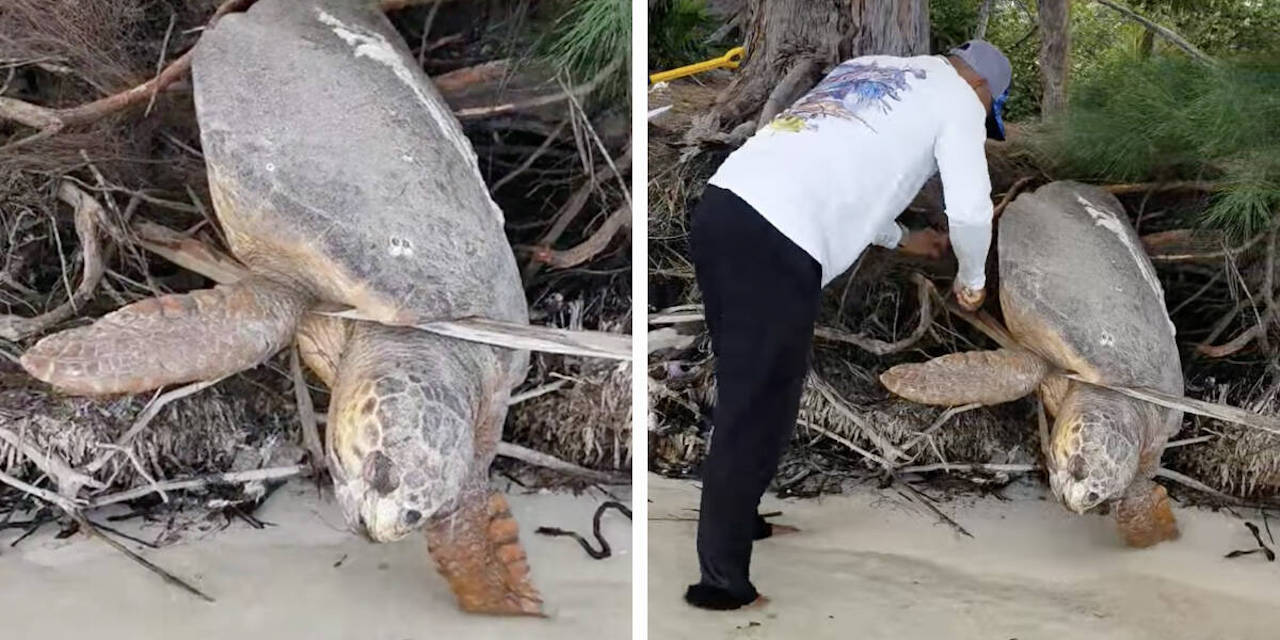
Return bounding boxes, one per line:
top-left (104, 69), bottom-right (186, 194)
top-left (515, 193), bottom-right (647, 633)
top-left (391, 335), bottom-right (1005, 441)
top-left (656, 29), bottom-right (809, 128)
top-left (934, 105), bottom-right (994, 305)
top-left (871, 220), bottom-right (906, 249)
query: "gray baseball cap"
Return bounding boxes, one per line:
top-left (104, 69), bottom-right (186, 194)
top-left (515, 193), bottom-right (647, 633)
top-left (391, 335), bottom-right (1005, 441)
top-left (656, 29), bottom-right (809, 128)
top-left (948, 40), bottom-right (1012, 140)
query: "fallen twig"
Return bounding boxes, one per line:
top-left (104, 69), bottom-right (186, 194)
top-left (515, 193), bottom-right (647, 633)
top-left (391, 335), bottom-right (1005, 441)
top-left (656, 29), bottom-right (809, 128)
top-left (507, 380), bottom-right (569, 405)
top-left (1197, 228), bottom-right (1277, 357)
top-left (797, 419), bottom-right (894, 470)
top-left (453, 56), bottom-right (623, 120)
top-left (808, 374), bottom-right (906, 463)
top-left (1142, 228), bottom-right (1265, 264)
top-left (492, 119), bottom-right (569, 192)
top-left (898, 403), bottom-right (983, 457)
top-left (0, 427), bottom-right (104, 494)
top-left (896, 462), bottom-right (1037, 475)
top-left (895, 482), bottom-right (973, 538)
top-left (1102, 180), bottom-right (1218, 195)
top-left (0, 468), bottom-right (83, 514)
top-left (495, 442), bottom-right (627, 484)
top-left (88, 465), bottom-right (307, 508)
top-left (1156, 468), bottom-right (1247, 505)
top-left (87, 378), bottom-right (225, 474)
top-left (289, 347), bottom-right (326, 474)
top-left (74, 513), bottom-right (215, 603)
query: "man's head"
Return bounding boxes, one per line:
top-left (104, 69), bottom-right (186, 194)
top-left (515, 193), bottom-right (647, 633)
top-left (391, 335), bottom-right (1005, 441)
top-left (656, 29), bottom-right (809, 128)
top-left (947, 40), bottom-right (1012, 140)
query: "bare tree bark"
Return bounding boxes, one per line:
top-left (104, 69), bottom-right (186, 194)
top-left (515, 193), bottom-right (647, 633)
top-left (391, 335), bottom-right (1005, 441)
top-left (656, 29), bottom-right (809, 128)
top-left (1038, 0), bottom-right (1071, 117)
top-left (1094, 0), bottom-right (1216, 66)
top-left (704, 0), bottom-right (930, 133)
top-left (974, 0), bottom-right (993, 40)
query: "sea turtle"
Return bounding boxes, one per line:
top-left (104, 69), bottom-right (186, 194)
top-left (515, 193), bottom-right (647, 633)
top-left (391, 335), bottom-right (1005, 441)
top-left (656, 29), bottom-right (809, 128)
top-left (881, 181), bottom-right (1183, 547)
top-left (20, 0), bottom-right (542, 615)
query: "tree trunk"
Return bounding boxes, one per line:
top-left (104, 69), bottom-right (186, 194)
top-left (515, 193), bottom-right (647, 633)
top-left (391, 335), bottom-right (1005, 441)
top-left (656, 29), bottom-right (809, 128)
top-left (1038, 0), bottom-right (1070, 117)
top-left (708, 0), bottom-right (930, 132)
top-left (974, 0), bottom-right (993, 40)
top-left (1139, 28), bottom-right (1154, 58)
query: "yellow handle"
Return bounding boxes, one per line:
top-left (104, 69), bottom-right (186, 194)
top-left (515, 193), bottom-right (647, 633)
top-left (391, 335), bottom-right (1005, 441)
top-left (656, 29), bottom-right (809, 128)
top-left (649, 47), bottom-right (745, 84)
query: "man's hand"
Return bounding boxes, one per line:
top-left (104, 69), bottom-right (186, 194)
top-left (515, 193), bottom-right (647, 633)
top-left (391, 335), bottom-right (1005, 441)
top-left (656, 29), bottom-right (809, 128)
top-left (953, 281), bottom-right (986, 311)
top-left (898, 227), bottom-right (949, 260)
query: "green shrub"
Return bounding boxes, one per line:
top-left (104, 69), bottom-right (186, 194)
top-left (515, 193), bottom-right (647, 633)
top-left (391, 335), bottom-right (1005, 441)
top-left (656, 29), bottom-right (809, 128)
top-left (1042, 57), bottom-right (1280, 235)
top-left (648, 0), bottom-right (716, 71)
top-left (543, 0), bottom-right (630, 98)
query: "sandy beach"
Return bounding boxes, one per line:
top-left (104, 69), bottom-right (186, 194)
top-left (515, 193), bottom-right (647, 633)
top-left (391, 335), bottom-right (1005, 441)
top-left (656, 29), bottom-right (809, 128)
top-left (649, 474), bottom-right (1279, 640)
top-left (0, 480), bottom-right (632, 640)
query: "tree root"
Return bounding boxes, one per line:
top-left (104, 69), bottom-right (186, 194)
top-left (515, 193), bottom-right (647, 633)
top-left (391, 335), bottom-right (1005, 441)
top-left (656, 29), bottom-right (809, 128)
top-left (993, 176), bottom-right (1034, 220)
top-left (0, 0), bottom-right (254, 153)
top-left (531, 205), bottom-right (630, 270)
top-left (814, 273), bottom-right (937, 356)
top-left (0, 183), bottom-right (109, 341)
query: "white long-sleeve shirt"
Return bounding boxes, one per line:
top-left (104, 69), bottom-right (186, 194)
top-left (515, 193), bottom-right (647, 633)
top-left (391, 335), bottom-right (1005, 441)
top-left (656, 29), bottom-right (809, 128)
top-left (708, 54), bottom-right (993, 288)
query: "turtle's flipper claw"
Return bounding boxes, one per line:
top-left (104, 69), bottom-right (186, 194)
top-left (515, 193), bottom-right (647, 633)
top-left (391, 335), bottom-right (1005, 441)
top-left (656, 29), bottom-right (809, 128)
top-left (1116, 480), bottom-right (1180, 548)
top-left (427, 492), bottom-right (545, 617)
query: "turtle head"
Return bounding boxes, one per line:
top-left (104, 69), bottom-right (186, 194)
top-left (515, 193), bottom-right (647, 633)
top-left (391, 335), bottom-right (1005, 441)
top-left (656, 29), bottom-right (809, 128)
top-left (328, 369), bottom-right (474, 543)
top-left (1046, 387), bottom-right (1142, 514)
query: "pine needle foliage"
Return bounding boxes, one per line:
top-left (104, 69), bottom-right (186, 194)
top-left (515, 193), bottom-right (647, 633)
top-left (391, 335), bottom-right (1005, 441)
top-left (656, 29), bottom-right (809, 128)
top-left (648, 0), bottom-right (716, 71)
top-left (543, 0), bottom-right (630, 98)
top-left (1041, 56), bottom-right (1280, 236)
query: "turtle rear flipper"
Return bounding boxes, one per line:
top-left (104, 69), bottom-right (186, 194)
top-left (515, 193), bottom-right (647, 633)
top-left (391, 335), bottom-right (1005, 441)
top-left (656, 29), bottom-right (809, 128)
top-left (21, 276), bottom-right (308, 395)
top-left (1116, 478), bottom-right (1179, 548)
top-left (427, 491), bottom-right (545, 617)
top-left (880, 348), bottom-right (1050, 406)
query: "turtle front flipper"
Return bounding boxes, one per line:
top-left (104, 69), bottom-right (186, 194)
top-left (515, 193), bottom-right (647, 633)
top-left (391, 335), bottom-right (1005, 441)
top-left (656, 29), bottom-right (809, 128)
top-left (426, 490), bottom-right (544, 617)
top-left (21, 276), bottom-right (308, 395)
top-left (1115, 477), bottom-right (1179, 548)
top-left (880, 348), bottom-right (1050, 406)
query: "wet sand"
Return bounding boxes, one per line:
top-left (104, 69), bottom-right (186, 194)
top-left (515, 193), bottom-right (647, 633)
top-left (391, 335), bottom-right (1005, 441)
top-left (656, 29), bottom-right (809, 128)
top-left (649, 474), bottom-right (1279, 640)
top-left (0, 480), bottom-right (631, 640)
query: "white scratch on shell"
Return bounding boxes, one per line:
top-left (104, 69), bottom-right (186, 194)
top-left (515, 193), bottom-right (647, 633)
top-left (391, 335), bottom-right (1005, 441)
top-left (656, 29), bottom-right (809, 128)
top-left (315, 10), bottom-right (504, 224)
top-left (1075, 194), bottom-right (1177, 337)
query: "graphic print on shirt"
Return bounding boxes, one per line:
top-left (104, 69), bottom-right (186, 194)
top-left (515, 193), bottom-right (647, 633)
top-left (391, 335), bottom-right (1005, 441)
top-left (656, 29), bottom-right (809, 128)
top-left (768, 61), bottom-right (926, 133)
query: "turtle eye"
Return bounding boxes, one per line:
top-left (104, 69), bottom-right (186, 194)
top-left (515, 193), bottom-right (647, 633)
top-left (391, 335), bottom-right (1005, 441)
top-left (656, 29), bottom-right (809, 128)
top-left (1086, 491), bottom-right (1100, 504)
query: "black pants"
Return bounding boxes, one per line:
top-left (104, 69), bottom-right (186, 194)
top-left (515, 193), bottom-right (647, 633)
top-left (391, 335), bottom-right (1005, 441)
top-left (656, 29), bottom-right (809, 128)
top-left (689, 185), bottom-right (822, 601)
